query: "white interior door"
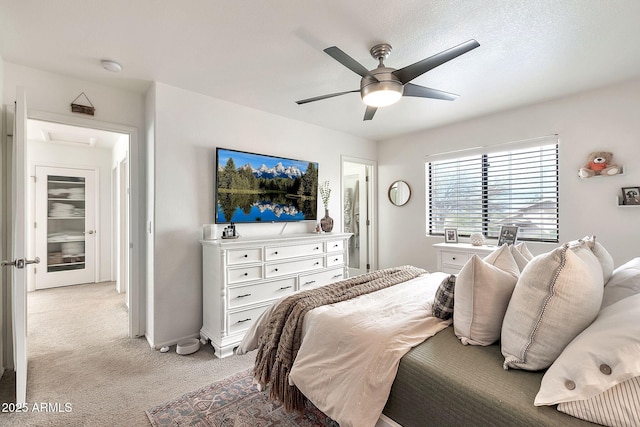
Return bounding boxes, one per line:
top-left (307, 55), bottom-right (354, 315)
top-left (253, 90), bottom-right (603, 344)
top-left (2, 86), bottom-right (32, 405)
top-left (34, 166), bottom-right (97, 289)
top-left (342, 160), bottom-right (374, 276)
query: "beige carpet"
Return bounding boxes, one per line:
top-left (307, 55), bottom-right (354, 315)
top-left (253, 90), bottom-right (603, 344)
top-left (0, 282), bottom-right (255, 426)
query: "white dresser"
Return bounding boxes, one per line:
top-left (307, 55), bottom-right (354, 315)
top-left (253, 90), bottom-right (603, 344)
top-left (433, 242), bottom-right (497, 274)
top-left (201, 232), bottom-right (351, 358)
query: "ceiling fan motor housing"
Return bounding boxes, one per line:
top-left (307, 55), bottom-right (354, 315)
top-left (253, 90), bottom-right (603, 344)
top-left (360, 67), bottom-right (404, 103)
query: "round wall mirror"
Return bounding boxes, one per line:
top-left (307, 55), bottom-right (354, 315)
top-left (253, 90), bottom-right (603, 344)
top-left (389, 180), bottom-right (411, 206)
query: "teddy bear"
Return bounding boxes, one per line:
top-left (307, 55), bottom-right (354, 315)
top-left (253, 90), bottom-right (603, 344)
top-left (578, 151), bottom-right (621, 178)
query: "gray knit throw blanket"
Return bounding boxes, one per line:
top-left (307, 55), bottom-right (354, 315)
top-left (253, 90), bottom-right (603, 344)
top-left (253, 265), bottom-right (427, 412)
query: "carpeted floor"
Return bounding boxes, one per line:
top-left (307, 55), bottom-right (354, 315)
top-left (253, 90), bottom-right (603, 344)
top-left (0, 282), bottom-right (255, 426)
top-left (146, 368), bottom-right (338, 426)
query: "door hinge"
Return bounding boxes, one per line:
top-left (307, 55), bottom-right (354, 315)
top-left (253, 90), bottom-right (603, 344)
top-left (31, 175), bottom-right (37, 182)
top-left (366, 263), bottom-right (371, 270)
top-left (366, 219), bottom-right (370, 226)
top-left (34, 222), bottom-right (37, 228)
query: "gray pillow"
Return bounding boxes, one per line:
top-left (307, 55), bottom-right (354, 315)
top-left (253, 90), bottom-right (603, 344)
top-left (501, 240), bottom-right (604, 370)
top-left (432, 274), bottom-right (456, 320)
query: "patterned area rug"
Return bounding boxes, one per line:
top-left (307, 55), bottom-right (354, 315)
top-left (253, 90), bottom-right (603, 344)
top-left (146, 368), bottom-right (339, 426)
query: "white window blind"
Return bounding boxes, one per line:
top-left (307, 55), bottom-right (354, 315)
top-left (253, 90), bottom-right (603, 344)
top-left (427, 140), bottom-right (559, 242)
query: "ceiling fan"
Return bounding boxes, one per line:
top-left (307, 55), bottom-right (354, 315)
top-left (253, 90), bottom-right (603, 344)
top-left (296, 39), bottom-right (480, 121)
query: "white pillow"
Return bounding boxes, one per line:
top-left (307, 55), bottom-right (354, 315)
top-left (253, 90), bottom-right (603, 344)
top-left (510, 245), bottom-right (530, 272)
top-left (602, 257), bottom-right (640, 309)
top-left (454, 245), bottom-right (519, 346)
top-left (501, 240), bottom-right (604, 370)
top-left (535, 293), bottom-right (640, 427)
top-left (515, 242), bottom-right (534, 260)
top-left (557, 377), bottom-right (640, 427)
top-left (577, 235), bottom-right (614, 283)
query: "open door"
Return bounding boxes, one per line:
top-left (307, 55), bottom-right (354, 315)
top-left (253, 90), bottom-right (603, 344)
top-left (1, 87), bottom-right (35, 404)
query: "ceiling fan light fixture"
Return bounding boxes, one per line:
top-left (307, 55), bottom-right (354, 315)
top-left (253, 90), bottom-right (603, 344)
top-left (361, 80), bottom-right (403, 107)
top-left (362, 88), bottom-right (402, 107)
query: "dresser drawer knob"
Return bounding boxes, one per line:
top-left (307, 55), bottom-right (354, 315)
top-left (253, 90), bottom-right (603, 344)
top-left (315, 246), bottom-right (320, 250)
top-left (334, 258), bottom-right (339, 262)
top-left (303, 280), bottom-right (316, 286)
top-left (244, 272), bottom-right (248, 276)
top-left (237, 293), bottom-right (251, 298)
top-left (274, 268), bottom-right (278, 272)
top-left (237, 318), bottom-right (252, 324)
top-left (274, 251), bottom-right (278, 255)
top-left (332, 274), bottom-right (342, 279)
top-left (244, 254), bottom-right (248, 258)
top-left (279, 285), bottom-right (292, 290)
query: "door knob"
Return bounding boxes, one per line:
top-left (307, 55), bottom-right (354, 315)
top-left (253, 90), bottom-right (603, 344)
top-left (1, 257), bottom-right (40, 269)
top-left (84, 230), bottom-right (96, 234)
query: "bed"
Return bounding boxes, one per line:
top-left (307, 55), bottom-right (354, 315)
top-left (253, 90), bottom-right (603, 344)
top-left (238, 238), bottom-right (640, 427)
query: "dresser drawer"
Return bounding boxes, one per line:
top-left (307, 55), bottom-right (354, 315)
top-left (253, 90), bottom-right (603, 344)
top-left (226, 248), bottom-right (262, 265)
top-left (326, 239), bottom-right (345, 253)
top-left (265, 256), bottom-right (324, 278)
top-left (228, 305), bottom-right (269, 334)
top-left (227, 265), bottom-right (263, 284)
top-left (228, 277), bottom-right (295, 309)
top-left (299, 267), bottom-right (345, 290)
top-left (440, 251), bottom-right (470, 268)
top-left (326, 253), bottom-right (344, 267)
top-left (265, 243), bottom-right (323, 261)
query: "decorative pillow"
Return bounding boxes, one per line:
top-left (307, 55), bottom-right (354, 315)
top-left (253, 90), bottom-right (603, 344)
top-left (432, 274), bottom-right (456, 320)
top-left (510, 245), bottom-right (530, 272)
top-left (535, 293), bottom-right (640, 427)
top-left (601, 257), bottom-right (640, 309)
top-left (578, 235), bottom-right (614, 283)
top-left (501, 240), bottom-right (604, 370)
top-left (557, 377), bottom-right (640, 426)
top-left (515, 242), bottom-right (534, 260)
top-left (454, 245), bottom-right (519, 346)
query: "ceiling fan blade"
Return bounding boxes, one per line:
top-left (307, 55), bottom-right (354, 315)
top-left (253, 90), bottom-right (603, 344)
top-left (363, 106), bottom-right (377, 121)
top-left (402, 83), bottom-right (459, 101)
top-left (296, 89), bottom-right (359, 105)
top-left (324, 46), bottom-right (377, 80)
top-left (393, 39), bottom-right (480, 84)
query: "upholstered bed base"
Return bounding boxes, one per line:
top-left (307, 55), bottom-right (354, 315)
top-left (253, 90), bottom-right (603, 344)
top-left (383, 326), bottom-right (596, 426)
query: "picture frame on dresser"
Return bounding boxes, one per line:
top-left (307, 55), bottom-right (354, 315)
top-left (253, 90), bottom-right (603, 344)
top-left (497, 225), bottom-right (518, 246)
top-left (444, 227), bottom-right (458, 243)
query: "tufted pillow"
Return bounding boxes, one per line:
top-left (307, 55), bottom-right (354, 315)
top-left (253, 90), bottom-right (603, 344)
top-left (501, 240), bottom-right (604, 370)
top-left (454, 245), bottom-right (519, 346)
top-left (601, 257), bottom-right (640, 309)
top-left (432, 274), bottom-right (456, 320)
top-left (535, 293), bottom-right (640, 426)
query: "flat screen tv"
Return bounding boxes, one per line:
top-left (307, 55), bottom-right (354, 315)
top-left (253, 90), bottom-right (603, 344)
top-left (215, 148), bottom-right (319, 224)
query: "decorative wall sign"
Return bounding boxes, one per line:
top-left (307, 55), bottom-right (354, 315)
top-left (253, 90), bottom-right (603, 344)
top-left (70, 92), bottom-right (95, 115)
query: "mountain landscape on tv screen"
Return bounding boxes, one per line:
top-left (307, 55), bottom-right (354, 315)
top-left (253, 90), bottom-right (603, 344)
top-left (216, 149), bottom-right (318, 224)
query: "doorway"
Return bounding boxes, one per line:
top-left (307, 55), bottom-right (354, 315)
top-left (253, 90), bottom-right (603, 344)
top-left (23, 113), bottom-right (141, 338)
top-left (342, 156), bottom-right (377, 276)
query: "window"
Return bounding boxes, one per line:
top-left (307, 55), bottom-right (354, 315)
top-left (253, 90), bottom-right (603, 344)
top-left (427, 140), bottom-right (559, 243)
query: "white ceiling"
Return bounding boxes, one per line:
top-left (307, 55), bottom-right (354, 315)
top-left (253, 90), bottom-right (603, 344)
top-left (2, 0), bottom-right (640, 141)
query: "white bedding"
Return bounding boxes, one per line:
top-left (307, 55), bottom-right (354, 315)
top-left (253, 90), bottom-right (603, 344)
top-left (237, 271), bottom-right (451, 427)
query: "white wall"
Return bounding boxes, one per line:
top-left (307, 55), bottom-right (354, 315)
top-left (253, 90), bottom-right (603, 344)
top-left (27, 141), bottom-right (114, 286)
top-left (147, 82), bottom-right (377, 348)
top-left (378, 77), bottom-right (640, 271)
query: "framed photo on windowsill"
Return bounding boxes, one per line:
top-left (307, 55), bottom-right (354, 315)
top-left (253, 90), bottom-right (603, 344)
top-left (621, 187), bottom-right (640, 205)
top-left (444, 227), bottom-right (458, 243)
top-left (498, 225), bottom-right (519, 246)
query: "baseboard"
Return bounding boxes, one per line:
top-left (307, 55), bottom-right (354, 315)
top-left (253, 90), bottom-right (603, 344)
top-left (376, 414), bottom-right (403, 427)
